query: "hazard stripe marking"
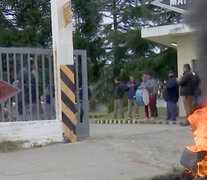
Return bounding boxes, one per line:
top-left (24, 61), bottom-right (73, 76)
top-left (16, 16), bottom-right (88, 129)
top-left (60, 65), bottom-right (77, 143)
top-left (61, 80), bottom-right (75, 104)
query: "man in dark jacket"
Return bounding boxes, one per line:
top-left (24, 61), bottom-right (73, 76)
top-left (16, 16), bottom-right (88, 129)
top-left (165, 70), bottom-right (179, 121)
top-left (178, 64), bottom-right (196, 117)
top-left (114, 77), bottom-right (129, 119)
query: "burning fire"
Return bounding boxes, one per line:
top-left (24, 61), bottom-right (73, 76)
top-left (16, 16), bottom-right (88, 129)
top-left (197, 157), bottom-right (207, 177)
top-left (187, 106), bottom-right (207, 177)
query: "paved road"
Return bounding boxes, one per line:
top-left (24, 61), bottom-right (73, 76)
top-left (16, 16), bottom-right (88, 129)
top-left (0, 124), bottom-right (193, 180)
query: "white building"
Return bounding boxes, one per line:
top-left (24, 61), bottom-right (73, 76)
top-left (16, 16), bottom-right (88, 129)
top-left (141, 23), bottom-right (196, 116)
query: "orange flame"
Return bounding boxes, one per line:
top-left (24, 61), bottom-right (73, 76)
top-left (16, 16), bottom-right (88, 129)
top-left (197, 157), bottom-right (207, 177)
top-left (187, 106), bottom-right (207, 177)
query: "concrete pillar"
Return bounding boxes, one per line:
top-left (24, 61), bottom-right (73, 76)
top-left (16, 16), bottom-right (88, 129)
top-left (51, 0), bottom-right (77, 142)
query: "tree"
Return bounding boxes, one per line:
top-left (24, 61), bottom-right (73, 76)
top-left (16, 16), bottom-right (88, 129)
top-left (72, 0), bottom-right (105, 83)
top-left (100, 0), bottom-right (135, 75)
top-left (0, 0), bottom-right (52, 47)
top-left (100, 0), bottom-right (181, 75)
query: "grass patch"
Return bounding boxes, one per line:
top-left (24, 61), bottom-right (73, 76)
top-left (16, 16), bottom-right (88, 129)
top-left (90, 107), bottom-right (166, 119)
top-left (0, 141), bottom-right (23, 153)
top-left (89, 112), bottom-right (106, 118)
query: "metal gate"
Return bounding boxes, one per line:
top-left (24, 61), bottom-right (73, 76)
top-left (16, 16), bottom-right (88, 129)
top-left (0, 48), bottom-right (55, 121)
top-left (0, 47), bottom-right (90, 138)
top-left (74, 50), bottom-right (90, 138)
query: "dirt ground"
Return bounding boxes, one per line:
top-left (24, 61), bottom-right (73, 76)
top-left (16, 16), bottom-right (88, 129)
top-left (0, 124), bottom-right (193, 180)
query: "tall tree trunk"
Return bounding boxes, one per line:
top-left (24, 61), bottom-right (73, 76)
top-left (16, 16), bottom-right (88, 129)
top-left (112, 0), bottom-right (119, 75)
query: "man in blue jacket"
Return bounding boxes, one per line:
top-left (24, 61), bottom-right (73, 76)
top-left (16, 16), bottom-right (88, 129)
top-left (165, 70), bottom-right (179, 121)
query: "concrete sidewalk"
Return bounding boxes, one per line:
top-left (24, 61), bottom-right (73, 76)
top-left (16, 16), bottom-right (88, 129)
top-left (0, 124), bottom-right (192, 180)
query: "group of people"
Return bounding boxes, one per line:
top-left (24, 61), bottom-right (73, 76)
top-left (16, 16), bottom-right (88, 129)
top-left (114, 73), bottom-right (157, 121)
top-left (164, 64), bottom-right (200, 123)
top-left (113, 63), bottom-right (200, 122)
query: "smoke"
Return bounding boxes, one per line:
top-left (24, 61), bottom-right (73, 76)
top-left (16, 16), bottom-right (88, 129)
top-left (185, 0), bottom-right (207, 104)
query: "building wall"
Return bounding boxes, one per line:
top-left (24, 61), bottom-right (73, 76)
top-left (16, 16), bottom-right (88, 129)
top-left (176, 36), bottom-right (197, 117)
top-left (0, 120), bottom-right (62, 148)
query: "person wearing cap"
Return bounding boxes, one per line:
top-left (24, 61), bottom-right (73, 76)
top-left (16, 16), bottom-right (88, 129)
top-left (165, 70), bottom-right (179, 121)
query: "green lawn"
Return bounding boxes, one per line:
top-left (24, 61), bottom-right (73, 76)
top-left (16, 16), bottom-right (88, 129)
top-left (89, 106), bottom-right (166, 119)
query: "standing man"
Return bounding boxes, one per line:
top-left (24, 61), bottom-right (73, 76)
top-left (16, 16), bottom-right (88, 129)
top-left (178, 64), bottom-right (196, 118)
top-left (114, 77), bottom-right (129, 120)
top-left (146, 73), bottom-right (156, 121)
top-left (165, 70), bottom-right (179, 121)
top-left (141, 73), bottom-right (156, 121)
top-left (127, 75), bottom-right (139, 120)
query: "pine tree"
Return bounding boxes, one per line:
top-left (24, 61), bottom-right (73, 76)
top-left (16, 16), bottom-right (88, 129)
top-left (72, 0), bottom-right (105, 82)
top-left (0, 0), bottom-right (51, 47)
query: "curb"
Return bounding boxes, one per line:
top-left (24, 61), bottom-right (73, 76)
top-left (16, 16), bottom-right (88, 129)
top-left (96, 119), bottom-right (139, 124)
top-left (95, 119), bottom-right (181, 125)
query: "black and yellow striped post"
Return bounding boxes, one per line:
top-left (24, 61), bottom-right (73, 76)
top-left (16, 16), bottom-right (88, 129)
top-left (60, 65), bottom-right (77, 143)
